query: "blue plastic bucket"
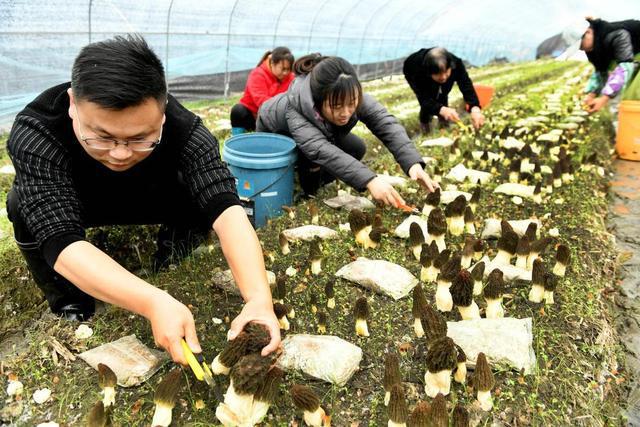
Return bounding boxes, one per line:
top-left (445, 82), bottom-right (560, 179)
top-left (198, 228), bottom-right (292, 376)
top-left (223, 133), bottom-right (297, 227)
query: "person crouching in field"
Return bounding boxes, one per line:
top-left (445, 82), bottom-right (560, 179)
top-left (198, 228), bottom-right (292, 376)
top-left (230, 47), bottom-right (295, 135)
top-left (256, 53), bottom-right (438, 206)
top-left (5, 35), bottom-right (280, 365)
top-left (403, 47), bottom-right (485, 133)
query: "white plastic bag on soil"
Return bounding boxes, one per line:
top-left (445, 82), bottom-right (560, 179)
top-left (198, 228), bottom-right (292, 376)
top-left (281, 225), bottom-right (339, 242)
top-left (324, 194), bottom-right (375, 211)
top-left (277, 334), bottom-right (362, 386)
top-left (335, 257), bottom-right (418, 300)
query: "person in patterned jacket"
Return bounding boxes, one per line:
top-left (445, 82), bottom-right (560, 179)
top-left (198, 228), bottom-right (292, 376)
top-left (5, 35), bottom-right (280, 364)
top-left (580, 17), bottom-right (640, 113)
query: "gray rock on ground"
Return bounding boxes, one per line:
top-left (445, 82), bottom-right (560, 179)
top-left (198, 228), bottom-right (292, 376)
top-left (447, 317), bottom-right (536, 374)
top-left (277, 334), bottom-right (362, 386)
top-left (335, 257), bottom-right (418, 300)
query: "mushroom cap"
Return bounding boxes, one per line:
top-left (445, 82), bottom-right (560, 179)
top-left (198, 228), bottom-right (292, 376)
top-left (451, 269), bottom-right (474, 306)
top-left (276, 274), bottom-right (287, 300)
top-left (428, 208), bottom-right (447, 235)
top-left (324, 279), bottom-right (335, 298)
top-left (484, 268), bottom-right (505, 299)
top-left (231, 353), bottom-right (275, 395)
top-left (273, 302), bottom-right (290, 319)
top-left (153, 368), bottom-right (183, 407)
top-left (516, 236), bottom-right (530, 256)
top-left (440, 254), bottom-right (462, 282)
top-left (533, 182), bottom-right (542, 195)
top-left (452, 404), bottom-right (470, 427)
top-left (388, 384), bottom-right (408, 423)
top-left (532, 258), bottom-right (546, 286)
top-left (317, 310), bottom-right (328, 327)
top-left (553, 162), bottom-right (562, 178)
top-left (426, 188), bottom-right (441, 207)
top-left (291, 384), bottom-right (320, 412)
top-left (369, 227), bottom-right (383, 244)
top-left (412, 283), bottom-right (428, 317)
top-left (426, 337), bottom-right (457, 372)
top-left (470, 261), bottom-right (485, 281)
top-left (354, 296), bottom-right (370, 320)
top-left (255, 367), bottom-right (285, 403)
top-left (309, 201), bottom-right (319, 216)
top-left (429, 393), bottom-right (449, 427)
top-left (309, 239), bottom-right (322, 260)
top-left (556, 244), bottom-right (571, 264)
top-left (530, 236), bottom-right (553, 253)
top-left (349, 209), bottom-right (369, 234)
top-left (470, 187), bottom-right (481, 204)
top-left (524, 222), bottom-right (538, 242)
top-left (462, 236), bottom-right (476, 257)
top-left (455, 344), bottom-right (467, 363)
top-left (473, 352), bottom-right (495, 391)
top-left (98, 363), bottom-right (117, 388)
top-left (419, 243), bottom-right (432, 267)
top-left (497, 230), bottom-right (519, 255)
top-left (419, 303), bottom-right (448, 342)
top-left (433, 249), bottom-right (452, 269)
top-left (373, 213), bottom-right (384, 230)
top-left (473, 239), bottom-right (485, 253)
top-left (464, 206), bottom-right (475, 223)
top-left (278, 232), bottom-right (289, 247)
top-left (544, 272), bottom-right (557, 291)
top-left (409, 222), bottom-right (425, 247)
top-left (407, 401), bottom-right (431, 427)
top-left (87, 401), bottom-right (108, 427)
top-left (384, 352), bottom-right (402, 390)
top-left (500, 220), bottom-right (515, 236)
top-left (445, 195), bottom-right (467, 217)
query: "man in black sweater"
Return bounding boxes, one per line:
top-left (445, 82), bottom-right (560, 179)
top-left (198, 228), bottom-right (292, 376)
top-left (5, 35), bottom-right (280, 364)
top-left (403, 47), bottom-right (485, 132)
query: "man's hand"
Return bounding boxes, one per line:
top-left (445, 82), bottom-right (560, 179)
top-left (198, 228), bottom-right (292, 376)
top-left (367, 177), bottom-right (405, 208)
top-left (586, 95), bottom-right (609, 113)
top-left (408, 163), bottom-right (439, 193)
top-left (228, 298), bottom-right (281, 356)
top-left (470, 107), bottom-right (485, 129)
top-left (439, 106), bottom-right (460, 122)
top-left (146, 291), bottom-right (201, 365)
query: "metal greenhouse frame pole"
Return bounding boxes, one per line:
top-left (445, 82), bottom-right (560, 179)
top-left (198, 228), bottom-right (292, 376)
top-left (224, 0), bottom-right (240, 99)
top-left (306, 0), bottom-right (330, 53)
top-left (272, 0), bottom-right (292, 46)
top-left (88, 0), bottom-right (93, 43)
top-left (165, 0), bottom-right (175, 77)
top-left (372, 2), bottom-right (409, 79)
top-left (389, 2), bottom-right (432, 75)
top-left (335, 0), bottom-right (363, 56)
top-left (355, 0), bottom-right (392, 77)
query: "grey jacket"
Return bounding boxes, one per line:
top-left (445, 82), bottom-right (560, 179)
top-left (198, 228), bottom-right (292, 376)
top-left (256, 74), bottom-right (424, 191)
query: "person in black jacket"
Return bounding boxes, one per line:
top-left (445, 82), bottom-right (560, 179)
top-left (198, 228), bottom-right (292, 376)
top-left (5, 35), bottom-right (280, 364)
top-left (580, 17), bottom-right (640, 113)
top-left (257, 54), bottom-right (438, 206)
top-left (403, 47), bottom-right (485, 131)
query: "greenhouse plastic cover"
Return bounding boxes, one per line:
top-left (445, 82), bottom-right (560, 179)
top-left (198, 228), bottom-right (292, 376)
top-left (1, 0), bottom-right (639, 129)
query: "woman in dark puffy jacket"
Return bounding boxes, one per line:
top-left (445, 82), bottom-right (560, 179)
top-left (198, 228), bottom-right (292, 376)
top-left (230, 47), bottom-right (294, 134)
top-left (257, 54), bottom-right (437, 205)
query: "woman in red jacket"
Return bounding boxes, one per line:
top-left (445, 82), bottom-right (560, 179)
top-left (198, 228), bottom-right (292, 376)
top-left (230, 47), bottom-right (294, 134)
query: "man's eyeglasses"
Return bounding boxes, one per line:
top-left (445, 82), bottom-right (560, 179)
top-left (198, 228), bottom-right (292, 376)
top-left (74, 105), bottom-right (163, 152)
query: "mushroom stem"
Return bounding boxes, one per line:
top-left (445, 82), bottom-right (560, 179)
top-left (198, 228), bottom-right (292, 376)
top-left (544, 290), bottom-right (555, 304)
top-left (552, 262), bottom-right (566, 277)
top-left (528, 284), bottom-right (545, 303)
top-left (311, 259), bottom-right (322, 275)
top-left (435, 282), bottom-right (453, 312)
top-left (457, 301), bottom-right (480, 320)
top-left (454, 361), bottom-right (467, 384)
top-left (485, 298), bottom-right (504, 319)
top-left (152, 404), bottom-right (174, 427)
top-left (465, 222), bottom-right (476, 235)
top-left (278, 316), bottom-right (290, 330)
top-left (516, 255), bottom-right (527, 269)
top-left (211, 354), bottom-right (231, 375)
top-left (355, 318), bottom-right (369, 337)
top-left (421, 265), bottom-right (439, 283)
top-left (477, 389), bottom-right (493, 411)
top-left (473, 280), bottom-right (483, 296)
top-left (527, 252), bottom-right (540, 270)
top-left (327, 298), bottom-right (335, 309)
top-left (103, 387), bottom-right (115, 408)
top-left (424, 369), bottom-right (452, 398)
top-left (224, 381), bottom-right (254, 423)
top-left (413, 317), bottom-right (425, 338)
top-left (449, 216), bottom-right (465, 236)
top-left (461, 254), bottom-right (472, 269)
top-left (388, 421), bottom-right (407, 427)
top-left (303, 406), bottom-right (326, 427)
top-left (492, 250), bottom-right (512, 266)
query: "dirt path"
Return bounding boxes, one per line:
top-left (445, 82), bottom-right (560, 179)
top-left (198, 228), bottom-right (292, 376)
top-left (610, 159), bottom-right (640, 425)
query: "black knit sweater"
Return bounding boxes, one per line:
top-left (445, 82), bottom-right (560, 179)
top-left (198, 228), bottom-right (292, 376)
top-left (7, 83), bottom-right (239, 266)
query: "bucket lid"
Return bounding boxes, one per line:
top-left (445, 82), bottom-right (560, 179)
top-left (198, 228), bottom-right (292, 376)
top-left (223, 132), bottom-right (297, 169)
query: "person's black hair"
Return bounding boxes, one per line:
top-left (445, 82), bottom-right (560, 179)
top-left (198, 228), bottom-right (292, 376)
top-left (71, 34), bottom-right (167, 110)
top-left (293, 53), bottom-right (363, 110)
top-left (423, 47), bottom-right (453, 75)
top-left (256, 46), bottom-right (294, 68)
